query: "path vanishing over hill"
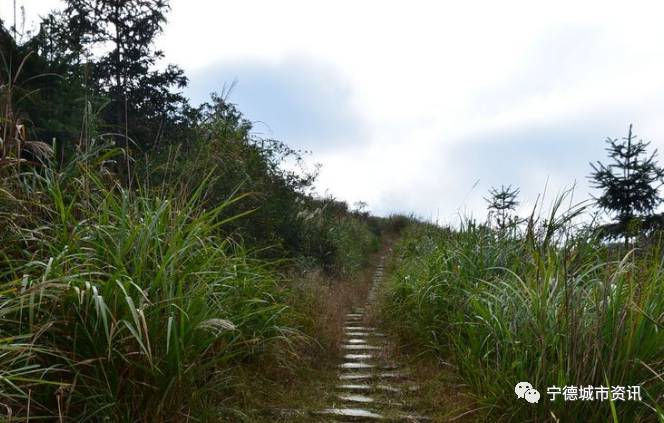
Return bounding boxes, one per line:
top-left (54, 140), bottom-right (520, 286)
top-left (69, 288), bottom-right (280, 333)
top-left (251, 255), bottom-right (437, 422)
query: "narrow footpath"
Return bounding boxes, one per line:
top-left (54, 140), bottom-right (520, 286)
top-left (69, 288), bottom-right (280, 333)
top-left (313, 258), bottom-right (430, 422)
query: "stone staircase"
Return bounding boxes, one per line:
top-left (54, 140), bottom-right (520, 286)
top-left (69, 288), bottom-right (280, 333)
top-left (314, 260), bottom-right (430, 422)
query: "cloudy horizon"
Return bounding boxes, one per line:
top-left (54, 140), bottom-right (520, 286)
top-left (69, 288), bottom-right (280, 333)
top-left (4, 0), bottom-right (664, 223)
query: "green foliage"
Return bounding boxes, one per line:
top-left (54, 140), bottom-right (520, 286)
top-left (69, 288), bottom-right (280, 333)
top-left (0, 44), bottom-right (58, 169)
top-left (61, 0), bottom-right (189, 148)
top-left (0, 6), bottom-right (382, 420)
top-left (0, 145), bottom-right (302, 420)
top-left (485, 184), bottom-right (520, 230)
top-left (16, 13), bottom-right (95, 152)
top-left (328, 215), bottom-right (380, 275)
top-left (384, 214), bottom-right (417, 234)
top-left (383, 199), bottom-right (664, 421)
top-left (297, 197), bottom-right (379, 275)
top-left (147, 93), bottom-right (309, 254)
top-left (590, 124), bottom-right (664, 241)
top-left (0, 2), bottom-right (190, 156)
top-left (146, 92), bottom-right (378, 275)
top-left (0, 64), bottom-right (380, 418)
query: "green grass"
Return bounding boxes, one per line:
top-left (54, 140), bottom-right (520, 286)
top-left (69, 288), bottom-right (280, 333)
top-left (0, 44), bottom-right (384, 420)
top-left (0, 145), bottom-right (304, 420)
top-left (382, 200), bottom-right (664, 422)
top-left (327, 215), bottom-right (380, 276)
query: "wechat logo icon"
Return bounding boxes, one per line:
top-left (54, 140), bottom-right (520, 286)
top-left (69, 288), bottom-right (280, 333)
top-left (515, 381), bottom-right (540, 404)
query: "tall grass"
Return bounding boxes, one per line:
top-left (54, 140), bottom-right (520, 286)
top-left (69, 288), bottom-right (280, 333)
top-left (0, 144), bottom-right (302, 420)
top-left (383, 199), bottom-right (664, 421)
top-left (0, 45), bottom-right (387, 420)
top-left (327, 215), bottom-right (379, 276)
top-left (296, 199), bottom-right (379, 276)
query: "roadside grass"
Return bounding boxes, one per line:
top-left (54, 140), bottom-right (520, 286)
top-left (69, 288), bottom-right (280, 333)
top-left (374, 250), bottom-right (478, 422)
top-left (401, 353), bottom-right (477, 422)
top-left (0, 46), bottom-right (384, 421)
top-left (0, 145), bottom-right (304, 420)
top-left (381, 200), bottom-right (664, 422)
top-left (224, 249), bottom-right (383, 422)
top-left (368, 328), bottom-right (478, 422)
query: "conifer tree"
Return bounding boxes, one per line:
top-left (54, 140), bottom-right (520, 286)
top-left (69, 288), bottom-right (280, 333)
top-left (62, 0), bottom-right (188, 148)
top-left (589, 124), bottom-right (664, 243)
top-left (485, 184), bottom-right (520, 230)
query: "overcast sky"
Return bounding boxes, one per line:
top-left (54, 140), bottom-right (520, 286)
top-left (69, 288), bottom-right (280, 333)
top-left (4, 1), bottom-right (664, 222)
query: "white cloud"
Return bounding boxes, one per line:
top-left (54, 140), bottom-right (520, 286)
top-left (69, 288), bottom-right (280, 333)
top-left (5, 0), bottom-right (664, 221)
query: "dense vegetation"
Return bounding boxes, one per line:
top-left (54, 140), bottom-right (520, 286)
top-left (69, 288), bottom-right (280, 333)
top-left (382, 126), bottom-right (664, 421)
top-left (383, 199), bottom-right (664, 421)
top-left (2, 1), bottom-right (663, 421)
top-left (0, 2), bottom-right (383, 420)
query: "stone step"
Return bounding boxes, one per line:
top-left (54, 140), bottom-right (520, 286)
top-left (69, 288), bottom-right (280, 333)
top-left (346, 332), bottom-right (384, 338)
top-left (314, 408), bottom-right (430, 422)
top-left (338, 371), bottom-right (409, 381)
top-left (313, 263), bottom-right (429, 422)
top-left (338, 394), bottom-right (405, 408)
top-left (314, 408), bottom-right (383, 419)
top-left (346, 331), bottom-right (372, 337)
top-left (339, 362), bottom-right (375, 369)
top-left (338, 394), bottom-right (374, 403)
top-left (342, 344), bottom-right (382, 350)
top-left (375, 384), bottom-right (401, 393)
top-left (344, 353), bottom-right (373, 360)
top-left (336, 384), bottom-right (403, 393)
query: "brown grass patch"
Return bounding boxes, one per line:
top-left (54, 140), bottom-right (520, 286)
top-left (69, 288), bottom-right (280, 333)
top-left (218, 244), bottom-right (390, 421)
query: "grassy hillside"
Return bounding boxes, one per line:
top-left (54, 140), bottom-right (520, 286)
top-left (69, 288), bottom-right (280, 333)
top-left (381, 206), bottom-right (664, 421)
top-left (0, 142), bottom-right (381, 420)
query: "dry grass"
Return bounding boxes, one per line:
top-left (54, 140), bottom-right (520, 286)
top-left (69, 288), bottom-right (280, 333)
top-left (379, 342), bottom-right (479, 422)
top-left (295, 266), bottom-right (374, 353)
top-left (224, 244), bottom-right (391, 421)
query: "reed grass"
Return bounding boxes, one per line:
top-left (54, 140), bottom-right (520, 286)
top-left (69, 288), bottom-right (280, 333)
top-left (382, 199), bottom-right (664, 422)
top-left (0, 143), bottom-right (303, 420)
top-left (0, 48), bottom-right (384, 420)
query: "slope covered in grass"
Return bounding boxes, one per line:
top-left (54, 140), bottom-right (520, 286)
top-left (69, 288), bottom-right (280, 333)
top-left (1, 151), bottom-right (301, 420)
top-left (0, 142), bottom-right (382, 420)
top-left (382, 209), bottom-right (664, 421)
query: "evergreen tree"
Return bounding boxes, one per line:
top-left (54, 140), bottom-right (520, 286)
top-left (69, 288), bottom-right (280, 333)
top-left (62, 0), bottom-right (188, 148)
top-left (485, 184), bottom-right (520, 230)
top-left (589, 124), bottom-right (664, 243)
top-left (21, 13), bottom-right (91, 154)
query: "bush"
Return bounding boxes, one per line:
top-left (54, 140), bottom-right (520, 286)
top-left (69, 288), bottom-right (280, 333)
top-left (295, 197), bottom-right (379, 276)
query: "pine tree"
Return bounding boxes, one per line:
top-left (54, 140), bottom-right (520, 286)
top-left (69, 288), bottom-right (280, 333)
top-left (589, 124), bottom-right (664, 243)
top-left (485, 184), bottom-right (520, 230)
top-left (62, 0), bottom-right (188, 148)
